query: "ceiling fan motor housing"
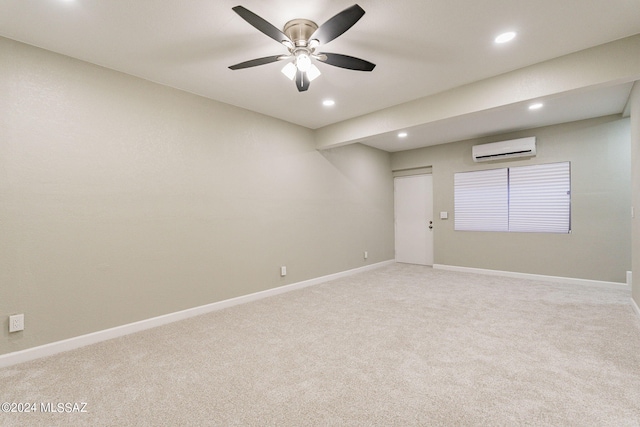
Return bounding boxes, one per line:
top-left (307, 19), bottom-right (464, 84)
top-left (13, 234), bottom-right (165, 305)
top-left (284, 19), bottom-right (318, 47)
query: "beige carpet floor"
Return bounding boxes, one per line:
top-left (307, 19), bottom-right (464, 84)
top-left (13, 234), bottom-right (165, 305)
top-left (1, 263), bottom-right (640, 426)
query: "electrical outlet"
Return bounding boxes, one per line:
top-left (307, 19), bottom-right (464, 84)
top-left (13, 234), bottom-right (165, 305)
top-left (280, 266), bottom-right (287, 277)
top-left (364, 251), bottom-right (368, 259)
top-left (9, 314), bottom-right (24, 333)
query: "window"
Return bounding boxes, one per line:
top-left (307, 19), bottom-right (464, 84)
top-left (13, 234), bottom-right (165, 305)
top-left (454, 168), bottom-right (508, 232)
top-left (454, 162), bottom-right (571, 233)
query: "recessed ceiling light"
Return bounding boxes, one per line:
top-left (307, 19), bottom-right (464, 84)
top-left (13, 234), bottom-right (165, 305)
top-left (398, 132), bottom-right (408, 138)
top-left (322, 99), bottom-right (335, 107)
top-left (528, 103), bottom-right (543, 110)
top-left (495, 31), bottom-right (516, 44)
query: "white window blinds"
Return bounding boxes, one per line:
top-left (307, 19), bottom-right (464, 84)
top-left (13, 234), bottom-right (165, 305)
top-left (508, 162), bottom-right (571, 233)
top-left (454, 162), bottom-right (571, 233)
top-left (454, 168), bottom-right (508, 231)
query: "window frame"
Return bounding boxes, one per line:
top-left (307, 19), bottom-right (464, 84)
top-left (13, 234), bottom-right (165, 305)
top-left (454, 161), bottom-right (571, 234)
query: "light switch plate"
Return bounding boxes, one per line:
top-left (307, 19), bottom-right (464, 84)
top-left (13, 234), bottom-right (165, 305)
top-left (440, 211), bottom-right (448, 219)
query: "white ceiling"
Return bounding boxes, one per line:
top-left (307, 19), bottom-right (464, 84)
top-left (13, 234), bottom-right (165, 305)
top-left (1, 0), bottom-right (639, 151)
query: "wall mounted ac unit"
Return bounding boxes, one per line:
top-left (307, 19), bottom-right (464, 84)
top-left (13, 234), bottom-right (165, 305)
top-left (472, 137), bottom-right (536, 162)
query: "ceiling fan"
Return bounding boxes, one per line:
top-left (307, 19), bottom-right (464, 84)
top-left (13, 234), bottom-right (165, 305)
top-left (229, 4), bottom-right (376, 92)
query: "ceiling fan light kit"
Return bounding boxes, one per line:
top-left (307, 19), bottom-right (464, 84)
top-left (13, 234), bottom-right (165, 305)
top-left (229, 4), bottom-right (376, 92)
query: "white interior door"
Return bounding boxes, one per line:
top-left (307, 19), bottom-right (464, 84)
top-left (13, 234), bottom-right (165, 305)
top-left (394, 174), bottom-right (434, 265)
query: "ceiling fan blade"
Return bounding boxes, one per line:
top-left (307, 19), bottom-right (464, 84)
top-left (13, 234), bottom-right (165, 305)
top-left (295, 70), bottom-right (310, 92)
top-left (317, 53), bottom-right (376, 71)
top-left (232, 6), bottom-right (292, 45)
top-left (310, 4), bottom-right (365, 45)
top-left (229, 55), bottom-right (284, 70)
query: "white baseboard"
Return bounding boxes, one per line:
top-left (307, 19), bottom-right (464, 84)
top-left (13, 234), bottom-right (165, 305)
top-left (0, 260), bottom-right (394, 369)
top-left (433, 264), bottom-right (628, 289)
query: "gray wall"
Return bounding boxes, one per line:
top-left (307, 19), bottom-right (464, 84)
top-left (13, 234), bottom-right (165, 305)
top-left (0, 38), bottom-right (394, 355)
top-left (391, 115), bottom-right (631, 283)
top-left (631, 83), bottom-right (640, 307)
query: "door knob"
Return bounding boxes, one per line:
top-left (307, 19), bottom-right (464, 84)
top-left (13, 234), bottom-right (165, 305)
top-left (429, 220), bottom-right (433, 230)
